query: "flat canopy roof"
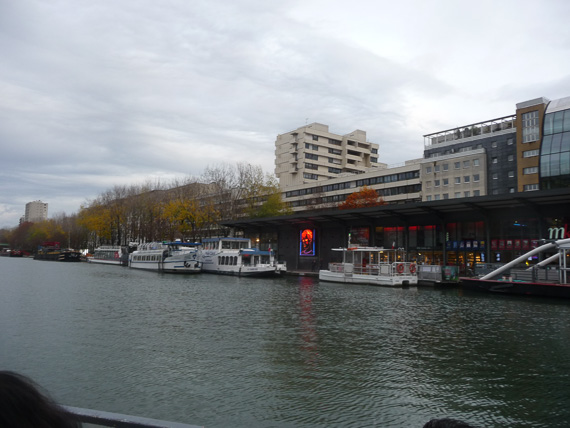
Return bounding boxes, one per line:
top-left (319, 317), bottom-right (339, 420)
top-left (222, 188), bottom-right (570, 230)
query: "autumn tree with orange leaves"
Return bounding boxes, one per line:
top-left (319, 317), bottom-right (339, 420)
top-left (339, 186), bottom-right (385, 210)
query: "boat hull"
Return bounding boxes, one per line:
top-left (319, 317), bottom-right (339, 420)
top-left (162, 258), bottom-right (202, 273)
top-left (201, 264), bottom-right (278, 277)
top-left (34, 251), bottom-right (82, 262)
top-left (460, 277), bottom-right (570, 299)
top-left (319, 270), bottom-right (417, 286)
top-left (87, 258), bottom-right (125, 266)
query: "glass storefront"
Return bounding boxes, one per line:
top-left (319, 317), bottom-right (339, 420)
top-left (369, 217), bottom-right (568, 273)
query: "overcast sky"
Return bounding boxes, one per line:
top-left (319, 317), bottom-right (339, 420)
top-left (1, 0), bottom-right (569, 227)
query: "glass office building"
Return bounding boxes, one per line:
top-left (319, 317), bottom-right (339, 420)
top-left (541, 96), bottom-right (570, 189)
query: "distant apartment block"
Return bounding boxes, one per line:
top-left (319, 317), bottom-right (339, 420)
top-left (25, 200), bottom-right (48, 222)
top-left (275, 123), bottom-right (380, 189)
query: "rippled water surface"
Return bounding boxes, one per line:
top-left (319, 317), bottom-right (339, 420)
top-left (1, 257), bottom-right (570, 427)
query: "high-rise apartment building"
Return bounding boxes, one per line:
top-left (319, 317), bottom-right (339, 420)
top-left (25, 200), bottom-right (48, 222)
top-left (275, 123), bottom-right (380, 189)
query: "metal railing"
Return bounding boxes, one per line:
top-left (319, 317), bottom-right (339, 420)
top-left (64, 406), bottom-right (202, 428)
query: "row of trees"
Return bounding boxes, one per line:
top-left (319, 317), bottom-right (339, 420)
top-left (1, 163), bottom-right (291, 252)
top-left (1, 165), bottom-right (386, 253)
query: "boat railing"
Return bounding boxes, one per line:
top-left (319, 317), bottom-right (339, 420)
top-left (327, 262), bottom-right (416, 276)
top-left (511, 266), bottom-right (560, 283)
top-left (418, 265), bottom-right (442, 282)
top-left (63, 405), bottom-right (202, 428)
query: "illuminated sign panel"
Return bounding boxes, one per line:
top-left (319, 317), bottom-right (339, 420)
top-left (300, 229), bottom-right (316, 256)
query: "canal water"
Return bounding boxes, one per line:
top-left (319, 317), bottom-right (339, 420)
top-left (1, 257), bottom-right (569, 428)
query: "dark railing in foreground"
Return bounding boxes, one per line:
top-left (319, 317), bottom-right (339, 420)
top-left (64, 406), bottom-right (203, 428)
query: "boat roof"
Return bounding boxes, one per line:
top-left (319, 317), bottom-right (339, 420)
top-left (202, 237), bottom-right (250, 242)
top-left (164, 242), bottom-right (201, 247)
top-left (332, 246), bottom-right (400, 252)
top-left (240, 249), bottom-right (272, 256)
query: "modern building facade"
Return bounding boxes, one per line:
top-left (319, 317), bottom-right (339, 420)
top-left (283, 159), bottom-right (421, 212)
top-left (539, 96), bottom-right (570, 190)
top-left (275, 123), bottom-right (380, 188)
top-left (24, 200), bottom-right (48, 223)
top-left (422, 115), bottom-right (517, 199)
top-left (516, 97), bottom-right (549, 192)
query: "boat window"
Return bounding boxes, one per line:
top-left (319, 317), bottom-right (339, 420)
top-left (222, 241), bottom-right (231, 249)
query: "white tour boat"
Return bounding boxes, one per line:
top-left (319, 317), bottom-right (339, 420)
top-left (87, 246), bottom-right (128, 266)
top-left (200, 237), bottom-right (286, 276)
top-left (129, 242), bottom-right (202, 273)
top-left (319, 246), bottom-right (418, 286)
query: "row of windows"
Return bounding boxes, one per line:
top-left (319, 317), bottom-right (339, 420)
top-left (523, 167), bottom-right (538, 175)
top-left (426, 190), bottom-right (481, 201)
top-left (287, 184), bottom-right (421, 206)
top-left (132, 254), bottom-right (162, 262)
top-left (303, 173), bottom-right (318, 180)
top-left (522, 110), bottom-right (539, 143)
top-left (492, 155), bottom-right (514, 163)
top-left (426, 174), bottom-right (481, 187)
top-left (219, 256), bottom-right (238, 265)
top-left (427, 139), bottom-right (513, 158)
top-left (491, 171), bottom-right (515, 179)
top-left (523, 149), bottom-right (539, 158)
top-left (356, 171), bottom-right (419, 186)
top-left (524, 184), bottom-right (539, 191)
top-left (305, 162), bottom-right (318, 170)
top-left (425, 159), bottom-right (481, 173)
top-left (287, 172), bottom-right (423, 198)
top-left (306, 136), bottom-right (376, 149)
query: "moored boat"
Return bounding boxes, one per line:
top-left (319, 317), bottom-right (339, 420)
top-left (319, 246), bottom-right (418, 286)
top-left (129, 242), bottom-right (202, 273)
top-left (460, 239), bottom-right (570, 299)
top-left (34, 242), bottom-right (82, 262)
top-left (87, 245), bottom-right (129, 266)
top-left (200, 237), bottom-right (286, 276)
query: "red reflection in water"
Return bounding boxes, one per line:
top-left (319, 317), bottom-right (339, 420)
top-left (298, 277), bottom-right (318, 368)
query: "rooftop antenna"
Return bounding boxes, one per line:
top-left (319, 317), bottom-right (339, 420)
top-left (305, 117), bottom-right (309, 125)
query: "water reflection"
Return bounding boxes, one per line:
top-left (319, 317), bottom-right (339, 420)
top-left (298, 277), bottom-right (318, 368)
